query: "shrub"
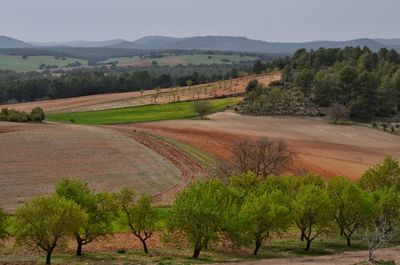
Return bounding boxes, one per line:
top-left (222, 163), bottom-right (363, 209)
top-left (30, 107), bottom-right (46, 123)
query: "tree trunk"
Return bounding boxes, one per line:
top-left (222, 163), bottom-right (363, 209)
top-left (305, 239), bottom-right (311, 251)
top-left (192, 242), bottom-right (202, 259)
top-left (46, 250), bottom-right (53, 265)
top-left (140, 238), bottom-right (148, 253)
top-left (76, 240), bottom-right (83, 256)
top-left (300, 231), bottom-right (305, 241)
top-left (253, 239), bottom-right (262, 255)
top-left (346, 236), bottom-right (351, 247)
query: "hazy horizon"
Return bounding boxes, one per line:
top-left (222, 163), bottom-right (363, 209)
top-left (1, 0), bottom-right (399, 43)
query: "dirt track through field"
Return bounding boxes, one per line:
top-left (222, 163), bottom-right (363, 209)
top-left (122, 112), bottom-right (400, 179)
top-left (0, 73), bottom-right (279, 113)
top-left (207, 246), bottom-right (400, 265)
top-left (107, 127), bottom-right (208, 204)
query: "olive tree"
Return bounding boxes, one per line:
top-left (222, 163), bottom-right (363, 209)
top-left (55, 179), bottom-right (117, 256)
top-left (328, 177), bottom-right (374, 246)
top-left (14, 195), bottom-right (87, 265)
top-left (168, 180), bottom-right (234, 259)
top-left (118, 188), bottom-right (159, 253)
top-left (293, 184), bottom-right (332, 251)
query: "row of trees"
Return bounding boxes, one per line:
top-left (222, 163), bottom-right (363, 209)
top-left (0, 107), bottom-right (45, 122)
top-left (0, 66), bottom-right (244, 103)
top-left (252, 47), bottom-right (400, 121)
top-left (1, 156), bottom-right (399, 264)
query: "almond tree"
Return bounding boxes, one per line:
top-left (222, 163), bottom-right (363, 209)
top-left (56, 179), bottom-right (117, 256)
top-left (293, 184), bottom-right (332, 251)
top-left (328, 177), bottom-right (374, 246)
top-left (14, 195), bottom-right (87, 265)
top-left (118, 188), bottom-right (159, 253)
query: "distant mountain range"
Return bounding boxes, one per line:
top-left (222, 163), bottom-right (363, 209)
top-left (1, 35), bottom-right (400, 54)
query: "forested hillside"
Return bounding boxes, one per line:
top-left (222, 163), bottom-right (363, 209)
top-left (246, 47), bottom-right (400, 121)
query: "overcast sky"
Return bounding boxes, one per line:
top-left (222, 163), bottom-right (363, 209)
top-left (0, 0), bottom-right (399, 42)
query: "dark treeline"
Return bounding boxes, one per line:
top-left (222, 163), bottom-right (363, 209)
top-left (253, 46), bottom-right (400, 121)
top-left (0, 66), bottom-right (242, 103)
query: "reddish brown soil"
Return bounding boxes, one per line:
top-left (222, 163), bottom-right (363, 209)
top-left (0, 122), bottom-right (184, 212)
top-left (0, 73), bottom-right (279, 113)
top-left (119, 112), bottom-right (400, 180)
top-left (105, 127), bottom-right (208, 204)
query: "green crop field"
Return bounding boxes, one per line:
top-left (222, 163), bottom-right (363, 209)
top-left (46, 98), bottom-right (241, 125)
top-left (0, 55), bottom-right (87, 72)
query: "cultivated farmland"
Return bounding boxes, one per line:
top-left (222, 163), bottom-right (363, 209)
top-left (0, 54), bottom-right (87, 71)
top-left (1, 72), bottom-right (279, 113)
top-left (46, 98), bottom-right (241, 124)
top-left (123, 111), bottom-right (400, 179)
top-left (0, 122), bottom-right (207, 211)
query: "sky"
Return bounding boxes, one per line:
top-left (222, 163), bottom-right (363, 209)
top-left (0, 0), bottom-right (399, 43)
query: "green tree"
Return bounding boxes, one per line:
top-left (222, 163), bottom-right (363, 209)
top-left (253, 61), bottom-right (265, 74)
top-left (30, 107), bottom-right (46, 122)
top-left (14, 195), bottom-right (87, 265)
top-left (327, 177), bottom-right (373, 246)
top-left (168, 180), bottom-right (234, 259)
top-left (118, 188), bottom-right (159, 253)
top-left (55, 179), bottom-right (117, 256)
top-left (359, 157), bottom-right (400, 192)
top-left (193, 100), bottom-right (211, 119)
top-left (294, 68), bottom-right (314, 96)
top-left (293, 184), bottom-right (332, 251)
top-left (186, 79), bottom-right (193, 89)
top-left (238, 190), bottom-right (292, 255)
top-left (312, 70), bottom-right (339, 106)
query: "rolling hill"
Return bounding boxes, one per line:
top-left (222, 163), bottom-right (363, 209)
top-left (108, 36), bottom-right (389, 53)
top-left (1, 35), bottom-right (399, 55)
top-left (0, 36), bottom-right (33, 49)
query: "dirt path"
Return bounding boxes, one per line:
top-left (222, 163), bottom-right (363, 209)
top-left (120, 112), bottom-right (400, 179)
top-left (1, 73), bottom-right (279, 113)
top-left (106, 127), bottom-right (208, 204)
top-left (208, 246), bottom-right (400, 265)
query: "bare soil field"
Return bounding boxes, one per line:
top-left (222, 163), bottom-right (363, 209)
top-left (121, 111), bottom-right (400, 179)
top-left (0, 73), bottom-right (279, 113)
top-left (0, 121), bottom-right (203, 212)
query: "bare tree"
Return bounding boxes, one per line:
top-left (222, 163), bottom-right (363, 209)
top-left (363, 218), bottom-right (396, 262)
top-left (327, 103), bottom-right (349, 124)
top-left (231, 138), bottom-right (294, 179)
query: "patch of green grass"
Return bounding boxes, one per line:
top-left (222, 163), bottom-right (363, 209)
top-left (155, 135), bottom-right (216, 169)
top-left (46, 98), bottom-right (241, 125)
top-left (0, 55), bottom-right (87, 71)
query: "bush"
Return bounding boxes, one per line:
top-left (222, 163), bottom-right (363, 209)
top-left (30, 107), bottom-right (46, 123)
top-left (193, 100), bottom-right (212, 119)
top-left (0, 107), bottom-right (46, 123)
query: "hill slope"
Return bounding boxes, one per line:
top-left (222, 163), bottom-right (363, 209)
top-left (0, 36), bottom-right (33, 48)
top-left (108, 36), bottom-right (389, 53)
